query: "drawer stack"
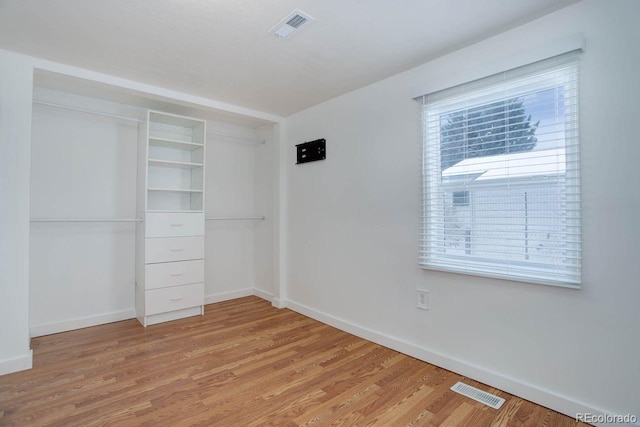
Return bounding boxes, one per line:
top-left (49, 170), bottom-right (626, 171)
top-left (140, 213), bottom-right (204, 324)
top-left (135, 110), bottom-right (206, 327)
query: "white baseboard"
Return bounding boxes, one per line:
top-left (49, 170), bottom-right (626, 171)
top-left (143, 306), bottom-right (202, 326)
top-left (0, 350), bottom-right (33, 375)
top-left (253, 288), bottom-right (274, 302)
top-left (204, 288), bottom-right (253, 304)
top-left (284, 298), bottom-right (627, 426)
top-left (30, 310), bottom-right (136, 338)
top-left (271, 297), bottom-right (286, 309)
top-left (30, 288), bottom-right (270, 338)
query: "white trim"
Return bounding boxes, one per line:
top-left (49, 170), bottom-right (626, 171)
top-left (253, 288), bottom-right (274, 303)
top-left (283, 298), bottom-right (628, 426)
top-left (274, 123), bottom-right (288, 306)
top-left (33, 60), bottom-right (283, 123)
top-left (24, 53), bottom-right (283, 124)
top-left (27, 289), bottom-right (271, 339)
top-left (271, 298), bottom-right (286, 309)
top-left (204, 288), bottom-right (253, 305)
top-left (0, 350), bottom-right (33, 376)
top-left (30, 310), bottom-right (136, 338)
top-left (143, 306), bottom-right (202, 326)
top-left (205, 288), bottom-right (275, 305)
top-left (410, 33), bottom-right (585, 100)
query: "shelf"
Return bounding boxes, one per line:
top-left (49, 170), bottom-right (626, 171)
top-left (137, 111), bottom-right (206, 327)
top-left (149, 111), bottom-right (205, 128)
top-left (149, 137), bottom-right (203, 151)
top-left (148, 159), bottom-right (203, 169)
top-left (148, 187), bottom-right (203, 193)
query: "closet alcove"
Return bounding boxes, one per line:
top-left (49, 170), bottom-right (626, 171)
top-left (28, 70), bottom-right (277, 336)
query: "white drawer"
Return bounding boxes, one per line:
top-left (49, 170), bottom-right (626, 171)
top-left (145, 259), bottom-right (204, 290)
top-left (145, 283), bottom-right (204, 315)
top-left (145, 236), bottom-right (204, 263)
top-left (146, 212), bottom-right (204, 237)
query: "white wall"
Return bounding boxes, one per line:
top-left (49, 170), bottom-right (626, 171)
top-left (0, 50), bottom-right (33, 374)
top-left (204, 122), bottom-right (277, 303)
top-left (253, 125), bottom-right (276, 300)
top-left (283, 0), bottom-right (640, 420)
top-left (29, 88), bottom-right (139, 336)
top-left (204, 122), bottom-right (266, 302)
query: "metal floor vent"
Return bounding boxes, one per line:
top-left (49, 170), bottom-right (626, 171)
top-left (450, 382), bottom-right (505, 409)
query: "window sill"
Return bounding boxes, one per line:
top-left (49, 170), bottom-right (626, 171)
top-left (419, 262), bottom-right (581, 289)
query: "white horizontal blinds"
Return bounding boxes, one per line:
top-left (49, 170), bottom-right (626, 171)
top-left (419, 51), bottom-right (581, 287)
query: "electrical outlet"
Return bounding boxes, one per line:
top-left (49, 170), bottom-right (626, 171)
top-left (416, 289), bottom-right (429, 310)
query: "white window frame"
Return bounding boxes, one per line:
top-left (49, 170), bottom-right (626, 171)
top-left (419, 53), bottom-right (582, 288)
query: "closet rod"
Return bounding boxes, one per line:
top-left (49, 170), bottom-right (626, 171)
top-left (31, 218), bottom-right (143, 223)
top-left (207, 130), bottom-right (265, 144)
top-left (206, 216), bottom-right (265, 221)
top-left (33, 100), bottom-right (266, 144)
top-left (33, 100), bottom-right (141, 123)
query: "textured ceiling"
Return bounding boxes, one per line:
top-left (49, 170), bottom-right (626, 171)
top-left (0, 0), bottom-right (577, 117)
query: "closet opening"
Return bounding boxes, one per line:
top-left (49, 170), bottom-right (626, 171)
top-left (28, 68), bottom-right (279, 337)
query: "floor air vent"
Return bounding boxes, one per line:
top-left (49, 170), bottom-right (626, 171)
top-left (450, 382), bottom-right (505, 409)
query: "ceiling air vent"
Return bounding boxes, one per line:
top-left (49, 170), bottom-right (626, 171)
top-left (268, 9), bottom-right (315, 39)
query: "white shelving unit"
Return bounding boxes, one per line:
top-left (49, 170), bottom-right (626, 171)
top-left (145, 111), bottom-right (205, 213)
top-left (135, 110), bottom-right (206, 326)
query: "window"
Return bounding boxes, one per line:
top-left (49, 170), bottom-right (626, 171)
top-left (452, 191), bottom-right (470, 207)
top-left (419, 51), bottom-right (581, 287)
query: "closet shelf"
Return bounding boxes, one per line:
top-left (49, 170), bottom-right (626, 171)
top-left (148, 159), bottom-right (203, 169)
top-left (31, 218), bottom-right (142, 223)
top-left (148, 137), bottom-right (203, 150)
top-left (32, 100), bottom-right (266, 144)
top-left (148, 187), bottom-right (203, 193)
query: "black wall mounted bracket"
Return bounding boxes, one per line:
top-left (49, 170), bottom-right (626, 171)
top-left (296, 138), bottom-right (326, 164)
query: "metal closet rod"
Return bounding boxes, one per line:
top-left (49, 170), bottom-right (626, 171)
top-left (31, 218), bottom-right (143, 223)
top-left (206, 216), bottom-right (266, 221)
top-left (208, 130), bottom-right (265, 144)
top-left (33, 100), bottom-right (140, 123)
top-left (32, 100), bottom-right (266, 144)
top-left (31, 216), bottom-right (265, 222)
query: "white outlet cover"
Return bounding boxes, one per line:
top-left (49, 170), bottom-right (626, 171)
top-left (416, 289), bottom-right (429, 310)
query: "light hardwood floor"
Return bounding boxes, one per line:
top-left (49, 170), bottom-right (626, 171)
top-left (0, 296), bottom-right (589, 426)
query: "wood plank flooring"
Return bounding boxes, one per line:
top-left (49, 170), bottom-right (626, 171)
top-left (0, 296), bottom-right (588, 426)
